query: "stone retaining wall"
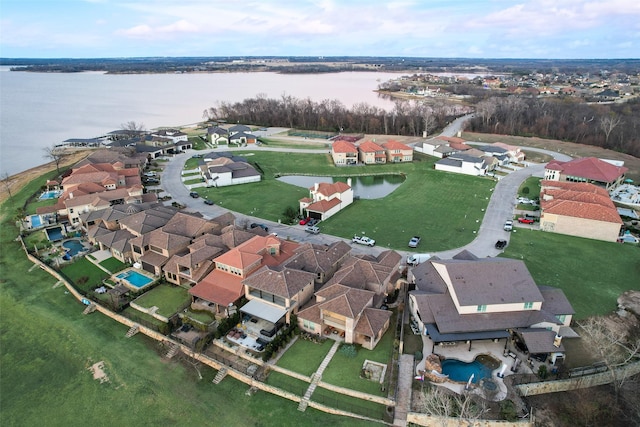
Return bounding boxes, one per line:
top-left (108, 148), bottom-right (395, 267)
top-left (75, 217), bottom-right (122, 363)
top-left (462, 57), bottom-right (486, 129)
top-left (407, 413), bottom-right (533, 427)
top-left (515, 361), bottom-right (640, 396)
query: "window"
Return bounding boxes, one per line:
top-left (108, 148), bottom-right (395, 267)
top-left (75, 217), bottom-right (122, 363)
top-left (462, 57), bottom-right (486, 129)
top-left (303, 320), bottom-right (314, 331)
top-left (556, 314), bottom-right (566, 323)
top-left (476, 305), bottom-right (487, 312)
top-left (524, 302), bottom-right (534, 310)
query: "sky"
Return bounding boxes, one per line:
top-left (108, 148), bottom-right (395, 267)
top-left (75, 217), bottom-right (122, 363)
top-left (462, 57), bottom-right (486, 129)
top-left (1, 0), bottom-right (639, 59)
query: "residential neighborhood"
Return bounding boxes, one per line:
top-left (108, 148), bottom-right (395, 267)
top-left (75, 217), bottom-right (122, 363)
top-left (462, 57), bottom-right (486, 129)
top-left (9, 120), bottom-right (640, 427)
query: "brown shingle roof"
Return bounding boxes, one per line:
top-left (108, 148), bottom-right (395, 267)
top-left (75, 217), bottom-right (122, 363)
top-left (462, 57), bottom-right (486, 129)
top-left (242, 266), bottom-right (315, 298)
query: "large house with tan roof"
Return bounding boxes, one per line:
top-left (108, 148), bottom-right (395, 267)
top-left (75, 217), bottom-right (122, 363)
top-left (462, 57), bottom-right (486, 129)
top-left (408, 251), bottom-right (575, 364)
top-left (331, 139), bottom-right (359, 165)
top-left (544, 157), bottom-right (627, 190)
top-left (188, 235), bottom-right (301, 318)
top-left (297, 250), bottom-right (402, 350)
top-left (539, 180), bottom-right (622, 242)
top-left (299, 180), bottom-right (354, 221)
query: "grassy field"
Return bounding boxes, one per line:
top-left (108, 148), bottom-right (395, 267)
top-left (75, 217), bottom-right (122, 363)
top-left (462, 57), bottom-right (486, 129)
top-left (196, 151), bottom-right (495, 251)
top-left (276, 338), bottom-right (334, 376)
top-left (0, 174), bottom-right (372, 427)
top-left (502, 230), bottom-right (640, 319)
top-left (132, 283), bottom-right (190, 316)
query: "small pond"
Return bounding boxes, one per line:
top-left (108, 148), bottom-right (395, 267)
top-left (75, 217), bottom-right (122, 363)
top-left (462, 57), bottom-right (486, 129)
top-left (277, 174), bottom-right (405, 199)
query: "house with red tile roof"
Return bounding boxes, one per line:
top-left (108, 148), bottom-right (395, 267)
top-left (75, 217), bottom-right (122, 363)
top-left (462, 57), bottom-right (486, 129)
top-left (188, 235), bottom-right (300, 318)
top-left (358, 140), bottom-right (386, 165)
top-left (544, 157), bottom-right (627, 190)
top-left (381, 140), bottom-right (413, 163)
top-left (330, 139), bottom-right (358, 165)
top-left (296, 250), bottom-right (401, 350)
top-left (408, 250), bottom-right (575, 364)
top-left (299, 180), bottom-right (354, 221)
top-left (539, 180), bottom-right (622, 242)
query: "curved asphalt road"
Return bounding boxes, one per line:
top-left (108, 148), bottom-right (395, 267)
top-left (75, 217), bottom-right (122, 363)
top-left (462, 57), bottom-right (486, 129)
top-left (159, 123), bottom-right (572, 261)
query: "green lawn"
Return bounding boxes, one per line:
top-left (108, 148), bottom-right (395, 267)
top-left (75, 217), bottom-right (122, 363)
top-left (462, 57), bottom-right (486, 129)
top-left (311, 387), bottom-right (389, 420)
top-left (131, 283), bottom-right (189, 317)
top-left (518, 176), bottom-right (541, 198)
top-left (322, 313), bottom-right (397, 395)
top-left (265, 371), bottom-right (309, 396)
top-left (199, 151), bottom-right (495, 251)
top-left (99, 257), bottom-right (126, 274)
top-left (276, 338), bottom-right (334, 376)
top-left (60, 257), bottom-right (111, 293)
top-left (502, 230), bottom-right (640, 319)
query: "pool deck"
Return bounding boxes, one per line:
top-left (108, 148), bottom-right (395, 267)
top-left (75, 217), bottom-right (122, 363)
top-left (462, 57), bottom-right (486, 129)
top-left (416, 334), bottom-right (533, 401)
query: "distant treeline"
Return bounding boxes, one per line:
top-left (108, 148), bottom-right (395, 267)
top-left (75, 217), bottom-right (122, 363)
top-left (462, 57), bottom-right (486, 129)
top-left (2, 57), bottom-right (639, 75)
top-left (204, 95), bottom-right (469, 137)
top-left (469, 96), bottom-right (640, 157)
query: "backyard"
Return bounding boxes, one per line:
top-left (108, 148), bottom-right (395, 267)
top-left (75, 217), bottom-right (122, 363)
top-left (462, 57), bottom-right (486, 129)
top-left (131, 283), bottom-right (190, 317)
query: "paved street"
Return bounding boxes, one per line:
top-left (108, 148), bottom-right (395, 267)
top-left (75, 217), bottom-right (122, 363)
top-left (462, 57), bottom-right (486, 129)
top-left (159, 127), bottom-right (573, 261)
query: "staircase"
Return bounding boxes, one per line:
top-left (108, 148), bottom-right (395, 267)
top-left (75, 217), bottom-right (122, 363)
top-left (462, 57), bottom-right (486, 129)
top-left (82, 303), bottom-right (97, 315)
top-left (164, 343), bottom-right (180, 359)
top-left (125, 324), bottom-right (140, 338)
top-left (298, 341), bottom-right (340, 412)
top-left (212, 367), bottom-right (228, 384)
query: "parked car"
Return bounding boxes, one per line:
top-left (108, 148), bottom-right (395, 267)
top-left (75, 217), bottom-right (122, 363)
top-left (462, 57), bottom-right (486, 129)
top-left (518, 217), bottom-right (535, 224)
top-left (189, 192), bottom-right (199, 198)
top-left (308, 218), bottom-right (319, 226)
top-left (504, 220), bottom-right (513, 231)
top-left (305, 226), bottom-right (320, 234)
top-left (495, 239), bottom-right (507, 250)
top-left (203, 199), bottom-right (214, 205)
top-left (250, 223), bottom-right (269, 232)
top-left (352, 235), bottom-right (375, 246)
top-left (299, 217), bottom-right (311, 225)
top-left (408, 236), bottom-right (421, 248)
top-left (407, 253), bottom-right (431, 266)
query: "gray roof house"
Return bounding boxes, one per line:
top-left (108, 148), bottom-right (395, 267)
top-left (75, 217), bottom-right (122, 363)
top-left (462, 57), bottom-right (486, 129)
top-left (408, 251), bottom-right (575, 363)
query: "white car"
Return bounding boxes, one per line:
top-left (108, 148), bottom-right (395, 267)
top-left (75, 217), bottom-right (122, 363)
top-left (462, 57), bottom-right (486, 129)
top-left (352, 235), bottom-right (376, 246)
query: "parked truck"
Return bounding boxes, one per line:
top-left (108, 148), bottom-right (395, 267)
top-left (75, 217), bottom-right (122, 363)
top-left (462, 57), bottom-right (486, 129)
top-left (407, 253), bottom-right (431, 266)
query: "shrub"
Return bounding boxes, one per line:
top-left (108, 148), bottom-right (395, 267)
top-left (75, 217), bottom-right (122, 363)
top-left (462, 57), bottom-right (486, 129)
top-left (500, 400), bottom-right (518, 421)
top-left (339, 344), bottom-right (358, 358)
top-left (537, 365), bottom-right (548, 380)
top-left (522, 186), bottom-right (530, 194)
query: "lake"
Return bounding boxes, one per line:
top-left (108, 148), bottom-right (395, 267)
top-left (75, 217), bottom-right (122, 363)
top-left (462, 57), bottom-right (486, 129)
top-left (0, 69), bottom-right (404, 176)
top-left (277, 174), bottom-right (405, 199)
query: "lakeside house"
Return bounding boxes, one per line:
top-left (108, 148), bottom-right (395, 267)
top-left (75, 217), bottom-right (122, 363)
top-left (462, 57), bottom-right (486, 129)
top-left (408, 250), bottom-right (575, 365)
top-left (299, 180), bottom-right (354, 221)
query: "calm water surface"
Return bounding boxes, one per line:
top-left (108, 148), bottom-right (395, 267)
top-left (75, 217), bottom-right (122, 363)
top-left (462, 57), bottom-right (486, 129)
top-left (277, 174), bottom-right (405, 199)
top-left (0, 68), bottom-right (403, 175)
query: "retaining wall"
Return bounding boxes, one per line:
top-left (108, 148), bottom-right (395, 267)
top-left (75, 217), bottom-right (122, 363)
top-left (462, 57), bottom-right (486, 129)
top-left (515, 361), bottom-right (640, 396)
top-left (407, 414), bottom-right (533, 427)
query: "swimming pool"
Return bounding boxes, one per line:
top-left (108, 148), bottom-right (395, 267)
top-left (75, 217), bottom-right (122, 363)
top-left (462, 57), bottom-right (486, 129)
top-left (117, 270), bottom-right (154, 289)
top-left (62, 239), bottom-right (86, 257)
top-left (31, 215), bottom-right (42, 227)
top-left (441, 355), bottom-right (500, 383)
top-left (46, 226), bottom-right (64, 241)
top-left (39, 190), bottom-right (62, 200)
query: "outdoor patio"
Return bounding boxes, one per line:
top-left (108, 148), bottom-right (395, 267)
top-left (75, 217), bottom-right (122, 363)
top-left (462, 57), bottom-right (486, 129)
top-left (415, 334), bottom-right (534, 401)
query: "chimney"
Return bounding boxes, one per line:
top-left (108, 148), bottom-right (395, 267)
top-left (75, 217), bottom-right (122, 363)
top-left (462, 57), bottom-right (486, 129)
top-left (457, 130), bottom-right (462, 137)
top-left (314, 183), bottom-right (319, 192)
top-left (69, 192), bottom-right (74, 199)
top-left (347, 178), bottom-right (352, 187)
top-left (553, 334), bottom-right (563, 348)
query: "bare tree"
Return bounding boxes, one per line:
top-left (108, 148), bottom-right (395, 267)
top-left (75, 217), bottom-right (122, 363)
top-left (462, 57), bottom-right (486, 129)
top-left (423, 107), bottom-right (437, 138)
top-left (120, 121), bottom-right (146, 131)
top-left (417, 387), bottom-right (488, 425)
top-left (43, 145), bottom-right (65, 176)
top-left (1, 172), bottom-right (13, 202)
top-left (578, 316), bottom-right (640, 398)
top-left (599, 113), bottom-right (623, 146)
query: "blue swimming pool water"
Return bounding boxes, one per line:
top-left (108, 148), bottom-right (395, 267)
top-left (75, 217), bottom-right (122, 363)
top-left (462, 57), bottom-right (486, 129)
top-left (117, 270), bottom-right (153, 288)
top-left (441, 356), bottom-right (500, 383)
top-left (39, 190), bottom-right (62, 200)
top-left (31, 215), bottom-right (42, 227)
top-left (46, 226), bottom-right (64, 241)
top-left (62, 239), bottom-right (86, 257)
